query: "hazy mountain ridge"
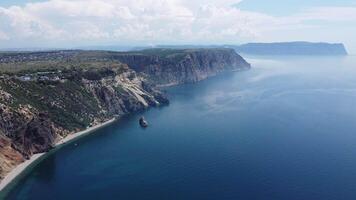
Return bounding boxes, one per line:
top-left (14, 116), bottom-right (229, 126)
top-left (233, 42), bottom-right (348, 55)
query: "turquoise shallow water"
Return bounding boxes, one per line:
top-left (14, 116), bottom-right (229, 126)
top-left (4, 55), bottom-right (356, 200)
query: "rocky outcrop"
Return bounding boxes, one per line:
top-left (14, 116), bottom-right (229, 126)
top-left (11, 113), bottom-right (57, 159)
top-left (84, 70), bottom-right (167, 116)
top-left (0, 135), bottom-right (24, 180)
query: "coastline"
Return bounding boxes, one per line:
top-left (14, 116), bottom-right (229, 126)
top-left (0, 118), bottom-right (117, 193)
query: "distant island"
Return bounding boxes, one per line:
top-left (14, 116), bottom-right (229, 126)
top-left (232, 42), bottom-right (348, 55)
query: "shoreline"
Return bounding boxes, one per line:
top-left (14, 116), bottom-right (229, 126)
top-left (0, 118), bottom-right (117, 193)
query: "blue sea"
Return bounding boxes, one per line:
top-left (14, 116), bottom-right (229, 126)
top-left (4, 55), bottom-right (356, 200)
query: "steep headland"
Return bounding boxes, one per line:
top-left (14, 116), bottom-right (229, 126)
top-left (114, 48), bottom-right (250, 86)
top-left (0, 48), bottom-right (250, 181)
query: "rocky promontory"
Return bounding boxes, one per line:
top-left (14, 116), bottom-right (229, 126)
top-left (113, 48), bottom-right (251, 86)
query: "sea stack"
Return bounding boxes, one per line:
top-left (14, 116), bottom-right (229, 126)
top-left (139, 116), bottom-right (148, 128)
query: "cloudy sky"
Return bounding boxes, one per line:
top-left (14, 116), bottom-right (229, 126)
top-left (0, 0), bottom-right (355, 53)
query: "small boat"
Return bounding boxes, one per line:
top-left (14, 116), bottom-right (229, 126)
top-left (139, 116), bottom-right (148, 128)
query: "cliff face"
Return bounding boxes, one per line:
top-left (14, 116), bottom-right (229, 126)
top-left (0, 135), bottom-right (24, 179)
top-left (0, 66), bottom-right (168, 178)
top-left (114, 48), bottom-right (251, 86)
top-left (0, 48), bottom-right (249, 180)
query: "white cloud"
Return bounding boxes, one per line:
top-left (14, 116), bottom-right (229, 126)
top-left (0, 0), bottom-right (355, 48)
top-left (0, 0), bottom-right (263, 44)
top-left (295, 6), bottom-right (356, 22)
top-left (0, 30), bottom-right (9, 40)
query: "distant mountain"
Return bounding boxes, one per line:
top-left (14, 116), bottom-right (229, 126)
top-left (232, 42), bottom-right (348, 55)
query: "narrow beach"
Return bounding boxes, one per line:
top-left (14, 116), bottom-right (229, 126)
top-left (0, 118), bottom-right (116, 192)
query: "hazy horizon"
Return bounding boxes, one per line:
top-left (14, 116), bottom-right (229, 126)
top-left (0, 0), bottom-right (355, 53)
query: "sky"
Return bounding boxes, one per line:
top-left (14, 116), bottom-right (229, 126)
top-left (0, 0), bottom-right (355, 53)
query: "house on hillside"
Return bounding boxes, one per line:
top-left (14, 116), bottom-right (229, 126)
top-left (38, 76), bottom-right (50, 81)
top-left (19, 75), bottom-right (31, 81)
top-left (52, 76), bottom-right (60, 81)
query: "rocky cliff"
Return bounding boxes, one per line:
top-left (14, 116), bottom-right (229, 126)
top-left (0, 66), bottom-right (168, 178)
top-left (0, 48), bottom-right (250, 180)
top-left (113, 48), bottom-right (251, 86)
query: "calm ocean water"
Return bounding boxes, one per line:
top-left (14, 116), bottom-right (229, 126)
top-left (4, 55), bottom-right (356, 200)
